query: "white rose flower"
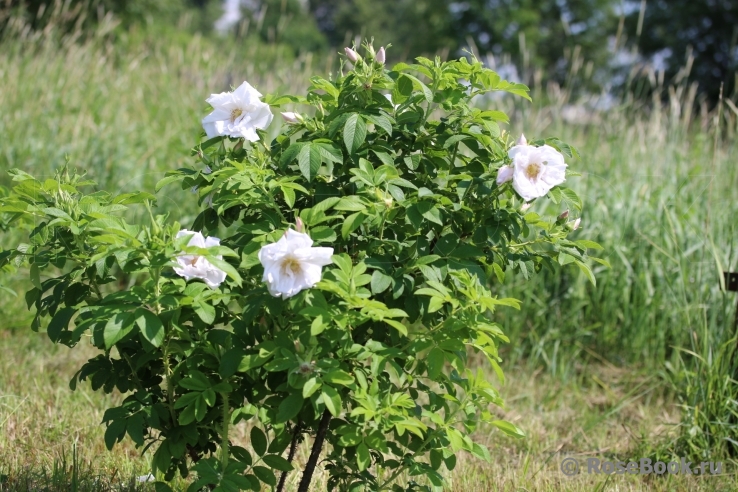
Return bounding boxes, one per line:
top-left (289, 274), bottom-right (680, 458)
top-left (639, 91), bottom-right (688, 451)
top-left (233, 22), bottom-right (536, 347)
top-left (173, 230), bottom-right (227, 289)
top-left (201, 81), bottom-right (273, 141)
top-left (508, 143), bottom-right (567, 202)
top-left (258, 229), bottom-right (334, 299)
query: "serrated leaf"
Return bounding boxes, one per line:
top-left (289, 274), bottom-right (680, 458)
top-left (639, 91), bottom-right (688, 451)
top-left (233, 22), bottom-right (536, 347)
top-left (298, 144), bottom-right (322, 182)
top-left (343, 114), bottom-right (367, 154)
top-left (279, 142), bottom-right (306, 169)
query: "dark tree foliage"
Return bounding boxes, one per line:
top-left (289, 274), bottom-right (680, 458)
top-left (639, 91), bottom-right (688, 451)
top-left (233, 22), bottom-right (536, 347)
top-left (308, 0), bottom-right (457, 60)
top-left (449, 0), bottom-right (617, 79)
top-left (308, 0), bottom-right (616, 76)
top-left (243, 0), bottom-right (328, 55)
top-left (626, 0), bottom-right (738, 102)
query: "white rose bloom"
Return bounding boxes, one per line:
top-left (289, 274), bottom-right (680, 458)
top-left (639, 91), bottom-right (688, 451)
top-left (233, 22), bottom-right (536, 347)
top-left (173, 230), bottom-right (227, 289)
top-left (258, 229), bottom-right (334, 299)
top-left (508, 144), bottom-right (567, 201)
top-left (201, 81), bottom-right (273, 141)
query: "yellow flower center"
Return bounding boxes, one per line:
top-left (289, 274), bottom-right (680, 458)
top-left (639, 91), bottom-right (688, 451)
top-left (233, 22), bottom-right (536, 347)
top-left (280, 257), bottom-right (302, 276)
top-left (525, 162), bottom-right (542, 180)
top-left (230, 108), bottom-right (243, 122)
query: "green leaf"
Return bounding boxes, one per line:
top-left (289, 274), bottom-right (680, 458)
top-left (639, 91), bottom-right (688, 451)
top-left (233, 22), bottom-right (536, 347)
top-left (276, 392), bottom-right (304, 423)
top-left (426, 348), bottom-right (445, 380)
top-left (298, 143), bottom-right (322, 182)
top-left (303, 377), bottom-right (321, 398)
top-left (281, 186), bottom-right (296, 208)
top-left (47, 307), bottom-right (76, 343)
top-left (370, 270), bottom-right (392, 294)
top-left (341, 212), bottom-right (367, 239)
top-left (321, 385), bottom-right (342, 416)
top-left (446, 427), bottom-right (464, 452)
top-left (402, 73), bottom-right (433, 102)
top-left (356, 442), bottom-right (371, 472)
top-left (134, 308), bottom-right (164, 348)
top-left (205, 256), bottom-right (243, 287)
top-left (193, 299), bottom-right (216, 325)
top-left (103, 312), bottom-right (135, 349)
top-left (574, 260), bottom-right (596, 286)
top-left (252, 466), bottom-right (276, 486)
top-left (279, 142), bottom-right (306, 169)
top-left (343, 114), bottom-right (367, 154)
top-left (323, 369), bottom-right (354, 386)
top-left (364, 114), bottom-right (393, 136)
top-left (262, 454), bottom-right (294, 472)
top-left (29, 263), bottom-right (41, 290)
top-left (490, 420), bottom-right (525, 438)
top-left (250, 427), bottom-right (268, 456)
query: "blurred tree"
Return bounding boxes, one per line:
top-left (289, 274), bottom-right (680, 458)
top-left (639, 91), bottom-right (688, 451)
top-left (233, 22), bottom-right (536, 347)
top-left (242, 0), bottom-right (328, 55)
top-left (309, 0), bottom-right (456, 60)
top-left (625, 0), bottom-right (737, 102)
top-left (308, 0), bottom-right (617, 76)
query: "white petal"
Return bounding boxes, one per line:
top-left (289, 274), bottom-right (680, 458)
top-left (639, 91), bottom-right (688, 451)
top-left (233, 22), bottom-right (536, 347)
top-left (204, 236), bottom-right (221, 248)
top-left (496, 165), bottom-right (514, 185)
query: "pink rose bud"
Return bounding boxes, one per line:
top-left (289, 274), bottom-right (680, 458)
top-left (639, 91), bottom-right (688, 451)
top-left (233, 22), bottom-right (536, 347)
top-left (558, 210), bottom-right (569, 220)
top-left (344, 47), bottom-right (360, 63)
top-left (295, 217), bottom-right (304, 233)
top-left (516, 134), bottom-right (527, 146)
top-left (281, 111), bottom-right (301, 124)
top-left (376, 46), bottom-right (386, 64)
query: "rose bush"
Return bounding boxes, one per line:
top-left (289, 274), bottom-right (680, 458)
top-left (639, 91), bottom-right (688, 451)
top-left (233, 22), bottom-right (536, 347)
top-left (0, 42), bottom-right (603, 491)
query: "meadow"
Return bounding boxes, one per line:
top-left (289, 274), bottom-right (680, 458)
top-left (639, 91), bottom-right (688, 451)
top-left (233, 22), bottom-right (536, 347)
top-left (1, 13), bottom-right (738, 491)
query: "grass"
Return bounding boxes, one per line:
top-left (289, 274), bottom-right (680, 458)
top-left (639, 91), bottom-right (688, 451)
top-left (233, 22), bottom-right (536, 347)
top-left (2, 331), bottom-right (736, 491)
top-left (2, 5), bottom-right (738, 491)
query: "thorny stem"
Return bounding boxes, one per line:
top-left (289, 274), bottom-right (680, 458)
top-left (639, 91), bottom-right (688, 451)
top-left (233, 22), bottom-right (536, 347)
top-left (276, 421), bottom-right (302, 492)
top-left (221, 392), bottom-right (230, 473)
top-left (297, 410), bottom-right (332, 492)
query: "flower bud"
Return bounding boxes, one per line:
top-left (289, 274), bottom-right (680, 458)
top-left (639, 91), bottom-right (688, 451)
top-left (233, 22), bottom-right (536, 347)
top-left (384, 197), bottom-right (393, 208)
top-left (295, 217), bottom-right (304, 233)
top-left (558, 210), bottom-right (569, 221)
top-left (294, 339), bottom-right (304, 353)
top-left (344, 47), bottom-right (360, 63)
top-left (376, 46), bottom-right (386, 64)
top-left (281, 111), bottom-right (302, 124)
top-left (516, 134), bottom-right (527, 146)
top-left (570, 218), bottom-right (581, 230)
top-left (520, 202), bottom-right (532, 212)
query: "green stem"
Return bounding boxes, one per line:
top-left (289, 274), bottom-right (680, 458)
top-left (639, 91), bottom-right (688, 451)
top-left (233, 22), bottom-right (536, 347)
top-left (221, 392), bottom-right (230, 473)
